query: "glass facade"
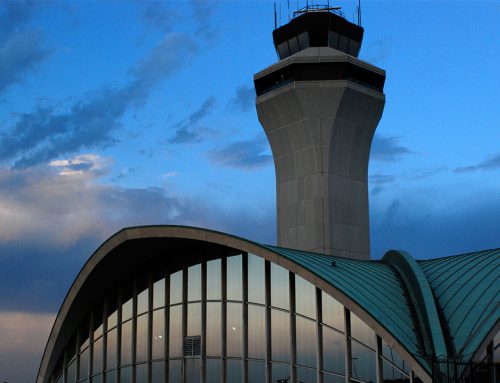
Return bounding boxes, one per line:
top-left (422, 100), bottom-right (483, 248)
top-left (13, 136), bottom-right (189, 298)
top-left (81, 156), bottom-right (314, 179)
top-left (54, 253), bottom-right (425, 383)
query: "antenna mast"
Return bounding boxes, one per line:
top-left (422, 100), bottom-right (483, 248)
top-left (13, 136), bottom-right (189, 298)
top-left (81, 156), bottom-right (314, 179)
top-left (274, 1), bottom-right (277, 29)
top-left (357, 0), bottom-right (362, 26)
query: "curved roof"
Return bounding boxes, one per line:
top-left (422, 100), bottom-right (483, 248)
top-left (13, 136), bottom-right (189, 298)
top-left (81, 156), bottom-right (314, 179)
top-left (419, 248), bottom-right (500, 360)
top-left (39, 225), bottom-right (499, 383)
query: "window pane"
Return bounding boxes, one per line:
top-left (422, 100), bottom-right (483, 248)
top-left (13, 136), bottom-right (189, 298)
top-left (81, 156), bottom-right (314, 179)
top-left (122, 298), bottom-right (133, 322)
top-left (382, 339), bottom-right (410, 374)
top-left (226, 359), bottom-right (242, 381)
top-left (136, 313), bottom-right (148, 363)
top-left (136, 363), bottom-right (148, 383)
top-left (206, 359), bottom-right (221, 383)
top-left (248, 360), bottom-right (265, 383)
top-left (120, 320), bottom-right (132, 366)
top-left (206, 302), bottom-right (221, 356)
top-left (107, 328), bottom-right (117, 370)
top-left (350, 312), bottom-right (376, 349)
top-left (383, 360), bottom-right (410, 383)
top-left (271, 363), bottom-right (290, 382)
top-left (67, 359), bottom-right (76, 383)
top-left (271, 263), bottom-right (289, 309)
top-left (348, 39), bottom-right (360, 57)
top-left (187, 303), bottom-right (201, 336)
top-left (323, 326), bottom-right (345, 374)
top-left (152, 309), bottom-right (165, 360)
top-left (339, 35), bottom-right (349, 52)
top-left (188, 264), bottom-right (201, 302)
top-left (120, 366), bottom-right (131, 383)
top-left (169, 360), bottom-right (182, 382)
top-left (207, 259), bottom-right (221, 300)
top-left (92, 373), bottom-right (102, 383)
top-left (93, 337), bottom-right (103, 375)
top-left (288, 36), bottom-right (299, 55)
top-left (297, 366), bottom-right (316, 382)
top-left (170, 271), bottom-right (183, 305)
top-left (248, 304), bottom-right (265, 359)
top-left (328, 31), bottom-right (340, 49)
top-left (298, 31), bottom-right (310, 50)
top-left (295, 275), bottom-right (316, 319)
top-left (248, 254), bottom-right (265, 304)
top-left (169, 306), bottom-right (182, 357)
top-left (296, 316), bottom-right (316, 368)
top-left (278, 41), bottom-right (290, 59)
top-left (137, 288), bottom-right (148, 315)
top-left (105, 369), bottom-right (116, 383)
top-left (186, 359), bottom-right (201, 383)
top-left (322, 292), bottom-right (344, 331)
top-left (323, 372), bottom-right (345, 383)
top-left (108, 310), bottom-right (118, 330)
top-left (271, 309), bottom-right (290, 362)
top-left (227, 303), bottom-right (242, 357)
top-left (227, 255), bottom-right (242, 301)
top-left (94, 321), bottom-right (103, 340)
top-left (351, 340), bottom-right (376, 383)
top-left (153, 278), bottom-right (165, 309)
top-left (79, 348), bottom-right (89, 380)
top-left (151, 361), bottom-right (164, 383)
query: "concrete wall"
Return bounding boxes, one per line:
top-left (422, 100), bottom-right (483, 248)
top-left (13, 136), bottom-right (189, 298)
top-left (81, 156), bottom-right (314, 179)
top-left (256, 78), bottom-right (385, 259)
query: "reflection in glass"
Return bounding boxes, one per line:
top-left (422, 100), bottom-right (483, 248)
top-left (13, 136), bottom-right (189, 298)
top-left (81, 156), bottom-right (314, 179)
top-left (120, 366), bottom-right (131, 383)
top-left (383, 360), bottom-right (410, 383)
top-left (169, 360), bottom-right (182, 382)
top-left (151, 361), bottom-right (164, 383)
top-left (323, 372), bottom-right (345, 383)
top-left (188, 264), bottom-right (201, 302)
top-left (153, 278), bottom-right (165, 309)
top-left (136, 313), bottom-right (148, 363)
top-left (247, 360), bottom-right (265, 383)
top-left (296, 316), bottom-right (316, 367)
top-left (322, 326), bottom-right (345, 374)
top-left (92, 337), bottom-right (103, 375)
top-left (271, 263), bottom-right (289, 309)
top-left (382, 339), bottom-right (410, 374)
top-left (322, 292), bottom-right (344, 331)
top-left (206, 302), bottom-right (221, 356)
top-left (170, 271), bottom-right (183, 304)
top-left (186, 359), bottom-right (201, 383)
top-left (248, 254), bottom-right (265, 304)
top-left (152, 309), bottom-right (164, 360)
top-left (108, 310), bottom-right (118, 330)
top-left (271, 362), bottom-right (290, 382)
top-left (271, 310), bottom-right (290, 362)
top-left (227, 303), bottom-right (242, 357)
top-left (226, 359), bottom-right (242, 381)
top-left (248, 304), bottom-right (265, 359)
top-left (136, 363), bottom-right (148, 382)
top-left (94, 321), bottom-right (103, 340)
top-left (351, 340), bottom-right (376, 383)
top-left (67, 359), bottom-right (76, 383)
top-left (187, 303), bottom-right (201, 336)
top-left (105, 369), bottom-right (116, 383)
top-left (122, 298), bottom-right (133, 322)
top-left (106, 328), bottom-right (117, 370)
top-left (227, 255), bottom-right (242, 301)
top-left (351, 312), bottom-right (376, 349)
top-left (206, 359), bottom-right (221, 383)
top-left (297, 366), bottom-right (316, 383)
top-left (206, 259), bottom-right (221, 300)
top-left (79, 347), bottom-right (89, 380)
top-left (295, 276), bottom-right (316, 319)
top-left (121, 320), bottom-right (132, 366)
top-left (169, 305), bottom-right (182, 357)
top-left (137, 288), bottom-right (148, 315)
top-left (288, 36), bottom-right (299, 55)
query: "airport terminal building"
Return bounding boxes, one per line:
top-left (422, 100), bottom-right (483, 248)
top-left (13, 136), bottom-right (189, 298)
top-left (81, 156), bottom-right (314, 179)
top-left (38, 7), bottom-right (499, 383)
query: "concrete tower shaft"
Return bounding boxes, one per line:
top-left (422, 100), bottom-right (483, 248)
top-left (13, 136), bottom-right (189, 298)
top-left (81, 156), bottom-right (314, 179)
top-left (255, 23), bottom-right (385, 259)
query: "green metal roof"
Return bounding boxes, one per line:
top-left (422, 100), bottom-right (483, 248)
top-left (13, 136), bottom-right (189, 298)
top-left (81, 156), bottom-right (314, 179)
top-left (419, 248), bottom-right (500, 360)
top-left (262, 245), bottom-right (429, 371)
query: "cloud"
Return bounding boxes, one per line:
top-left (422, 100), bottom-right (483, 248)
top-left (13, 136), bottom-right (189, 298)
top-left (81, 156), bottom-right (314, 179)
top-left (369, 173), bottom-right (396, 195)
top-left (229, 84), bottom-right (255, 113)
top-left (190, 0), bottom-right (218, 42)
top-left (168, 96), bottom-right (216, 144)
top-left (0, 2), bottom-right (52, 95)
top-left (0, 33), bottom-right (197, 168)
top-left (207, 136), bottom-right (273, 170)
top-left (362, 38), bottom-right (391, 64)
top-left (455, 153), bottom-right (500, 173)
top-left (0, 311), bottom-right (54, 383)
top-left (140, 2), bottom-right (177, 33)
top-left (370, 135), bottom-right (412, 162)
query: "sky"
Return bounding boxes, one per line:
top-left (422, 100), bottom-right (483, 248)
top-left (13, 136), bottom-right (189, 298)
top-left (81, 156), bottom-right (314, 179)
top-left (0, 1), bottom-right (499, 382)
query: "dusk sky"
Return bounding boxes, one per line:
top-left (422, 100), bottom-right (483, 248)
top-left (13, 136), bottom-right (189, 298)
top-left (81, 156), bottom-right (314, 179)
top-left (0, 1), bottom-right (499, 382)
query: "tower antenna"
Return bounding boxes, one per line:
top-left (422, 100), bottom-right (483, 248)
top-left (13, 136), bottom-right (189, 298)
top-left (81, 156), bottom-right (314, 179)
top-left (357, 0), bottom-right (362, 26)
top-left (274, 1), bottom-right (277, 29)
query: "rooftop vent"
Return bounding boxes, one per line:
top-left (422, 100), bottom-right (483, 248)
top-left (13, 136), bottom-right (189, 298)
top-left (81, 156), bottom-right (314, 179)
top-left (183, 335), bottom-right (201, 357)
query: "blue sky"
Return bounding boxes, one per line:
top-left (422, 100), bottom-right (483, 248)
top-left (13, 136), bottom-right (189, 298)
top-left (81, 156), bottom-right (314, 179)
top-left (0, 1), bottom-right (499, 382)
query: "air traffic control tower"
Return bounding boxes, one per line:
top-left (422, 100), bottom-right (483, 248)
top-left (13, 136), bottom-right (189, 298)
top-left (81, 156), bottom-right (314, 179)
top-left (254, 6), bottom-right (386, 259)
